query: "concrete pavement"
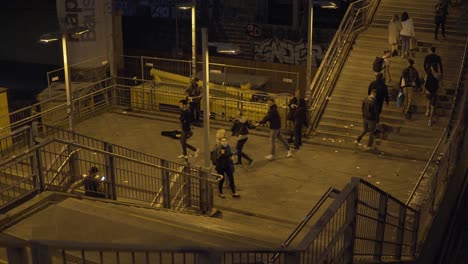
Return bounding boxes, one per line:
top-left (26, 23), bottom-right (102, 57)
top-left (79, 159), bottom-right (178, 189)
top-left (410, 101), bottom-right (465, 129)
top-left (74, 111), bottom-right (427, 223)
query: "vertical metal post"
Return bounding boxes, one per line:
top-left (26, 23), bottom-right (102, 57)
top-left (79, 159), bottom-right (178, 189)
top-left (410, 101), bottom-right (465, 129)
top-left (196, 251), bottom-right (223, 263)
top-left (411, 211), bottom-right (420, 257)
top-left (6, 247), bottom-right (28, 264)
top-left (191, 0), bottom-right (197, 77)
top-left (285, 252), bottom-right (301, 264)
top-left (343, 183), bottom-right (358, 262)
top-left (306, 0), bottom-right (314, 98)
top-left (201, 28), bottom-right (211, 170)
top-left (30, 242), bottom-right (51, 264)
top-left (175, 9), bottom-right (180, 57)
top-left (373, 193), bottom-right (388, 261)
top-left (104, 143), bottom-right (117, 200)
top-left (27, 125), bottom-right (44, 192)
top-left (62, 33), bottom-right (73, 131)
top-left (160, 160), bottom-right (171, 209)
top-left (395, 206), bottom-right (407, 260)
top-left (68, 145), bottom-right (80, 183)
top-left (140, 56), bottom-right (145, 80)
top-left (183, 166), bottom-right (192, 207)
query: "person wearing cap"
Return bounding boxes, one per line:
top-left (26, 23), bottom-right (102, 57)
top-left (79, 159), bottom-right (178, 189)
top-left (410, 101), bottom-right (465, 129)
top-left (399, 59), bottom-right (421, 115)
top-left (186, 77), bottom-right (202, 124)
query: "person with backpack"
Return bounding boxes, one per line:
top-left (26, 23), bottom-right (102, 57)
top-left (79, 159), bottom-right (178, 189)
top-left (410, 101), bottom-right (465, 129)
top-left (231, 110), bottom-right (255, 167)
top-left (214, 137), bottom-right (240, 199)
top-left (424, 64), bottom-right (442, 126)
top-left (399, 59), bottom-right (421, 115)
top-left (373, 50), bottom-right (392, 82)
top-left (434, 1), bottom-right (448, 40)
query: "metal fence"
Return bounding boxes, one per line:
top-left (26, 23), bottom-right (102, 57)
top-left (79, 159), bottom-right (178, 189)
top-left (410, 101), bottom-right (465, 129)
top-left (307, 0), bottom-right (379, 134)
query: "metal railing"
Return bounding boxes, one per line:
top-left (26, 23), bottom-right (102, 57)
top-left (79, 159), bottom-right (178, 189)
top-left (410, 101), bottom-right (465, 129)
top-left (0, 136), bottom-right (219, 215)
top-left (307, 0), bottom-right (379, 134)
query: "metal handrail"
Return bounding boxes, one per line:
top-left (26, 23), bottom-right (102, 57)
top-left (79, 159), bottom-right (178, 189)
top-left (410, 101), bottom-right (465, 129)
top-left (406, 129), bottom-right (447, 206)
top-left (307, 0), bottom-right (379, 134)
top-left (46, 148), bottom-right (81, 190)
top-left (446, 36), bottom-right (468, 140)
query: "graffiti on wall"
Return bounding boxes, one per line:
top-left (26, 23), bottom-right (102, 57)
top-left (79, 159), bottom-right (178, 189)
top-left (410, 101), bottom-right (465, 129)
top-left (254, 39), bottom-right (327, 66)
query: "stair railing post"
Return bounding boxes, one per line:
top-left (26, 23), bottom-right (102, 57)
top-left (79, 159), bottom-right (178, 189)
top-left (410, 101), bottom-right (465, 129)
top-left (395, 205), bottom-right (407, 261)
top-left (27, 125), bottom-right (45, 192)
top-left (373, 193), bottom-right (388, 262)
top-left (30, 241), bottom-right (51, 264)
top-left (160, 159), bottom-right (171, 209)
top-left (104, 142), bottom-right (117, 200)
top-left (343, 182), bottom-right (358, 262)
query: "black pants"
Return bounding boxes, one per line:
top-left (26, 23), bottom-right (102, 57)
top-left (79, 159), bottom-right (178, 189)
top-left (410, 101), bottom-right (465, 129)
top-left (180, 130), bottom-right (196, 155)
top-left (236, 137), bottom-right (252, 164)
top-left (217, 167), bottom-right (235, 194)
top-left (189, 102), bottom-right (201, 122)
top-left (294, 122), bottom-right (303, 149)
top-left (435, 20), bottom-right (446, 39)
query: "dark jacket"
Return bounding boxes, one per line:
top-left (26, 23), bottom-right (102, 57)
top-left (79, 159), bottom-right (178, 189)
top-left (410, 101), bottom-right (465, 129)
top-left (215, 145), bottom-right (233, 171)
top-left (287, 97), bottom-right (298, 121)
top-left (400, 66), bottom-right (421, 88)
top-left (180, 109), bottom-right (191, 131)
top-left (231, 118), bottom-right (250, 136)
top-left (83, 177), bottom-right (101, 197)
top-left (293, 105), bottom-right (307, 125)
top-left (424, 53), bottom-right (443, 74)
top-left (186, 83), bottom-right (201, 102)
top-left (368, 79), bottom-right (389, 104)
top-left (362, 96), bottom-right (379, 122)
top-left (259, 104), bottom-right (282, 129)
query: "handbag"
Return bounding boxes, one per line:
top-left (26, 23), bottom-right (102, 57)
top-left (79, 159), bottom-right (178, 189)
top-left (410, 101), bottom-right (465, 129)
top-left (397, 91), bottom-right (405, 108)
top-left (409, 37), bottom-right (418, 51)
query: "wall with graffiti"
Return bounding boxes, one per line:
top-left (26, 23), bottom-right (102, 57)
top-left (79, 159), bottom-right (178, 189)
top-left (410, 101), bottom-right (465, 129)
top-left (246, 23), bottom-right (328, 66)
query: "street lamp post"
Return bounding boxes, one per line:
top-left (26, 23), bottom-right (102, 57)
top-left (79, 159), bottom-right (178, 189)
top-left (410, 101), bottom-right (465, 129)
top-left (40, 27), bottom-right (89, 131)
top-left (306, 0), bottom-right (314, 99)
top-left (201, 28), bottom-right (211, 170)
top-left (177, 0), bottom-right (197, 77)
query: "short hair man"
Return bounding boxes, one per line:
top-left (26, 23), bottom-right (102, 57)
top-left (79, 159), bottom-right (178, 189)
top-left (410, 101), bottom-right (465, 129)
top-left (186, 78), bottom-right (202, 124)
top-left (424, 47), bottom-right (443, 75)
top-left (399, 59), bottom-right (421, 115)
top-left (178, 99), bottom-right (198, 159)
top-left (355, 89), bottom-right (379, 150)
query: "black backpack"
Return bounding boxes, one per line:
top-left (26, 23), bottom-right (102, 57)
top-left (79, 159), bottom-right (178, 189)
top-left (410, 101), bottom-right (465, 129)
top-left (373, 57), bottom-right (384, 72)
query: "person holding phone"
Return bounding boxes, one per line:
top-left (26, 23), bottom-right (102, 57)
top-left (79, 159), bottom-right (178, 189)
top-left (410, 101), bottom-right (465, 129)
top-left (83, 167), bottom-right (106, 198)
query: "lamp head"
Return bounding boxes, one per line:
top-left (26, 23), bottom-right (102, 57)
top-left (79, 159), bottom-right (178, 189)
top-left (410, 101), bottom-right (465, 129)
top-left (39, 33), bottom-right (59, 43)
top-left (177, 2), bottom-right (193, 10)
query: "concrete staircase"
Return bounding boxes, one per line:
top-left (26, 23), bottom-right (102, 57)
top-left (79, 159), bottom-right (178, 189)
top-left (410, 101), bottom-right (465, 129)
top-left (2, 196), bottom-right (299, 260)
top-left (314, 0), bottom-right (468, 160)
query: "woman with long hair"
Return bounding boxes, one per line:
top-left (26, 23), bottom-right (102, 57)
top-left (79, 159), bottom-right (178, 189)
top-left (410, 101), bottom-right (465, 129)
top-left (388, 14), bottom-right (402, 56)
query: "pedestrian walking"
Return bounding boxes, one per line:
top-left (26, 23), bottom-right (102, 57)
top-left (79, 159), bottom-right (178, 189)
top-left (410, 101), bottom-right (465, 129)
top-left (178, 99), bottom-right (198, 159)
top-left (373, 50), bottom-right (392, 83)
top-left (214, 137), bottom-right (240, 198)
top-left (388, 14), bottom-right (402, 57)
top-left (292, 99), bottom-right (307, 150)
top-left (400, 12), bottom-right (415, 58)
top-left (354, 89), bottom-right (380, 150)
top-left (231, 111), bottom-right (255, 167)
top-left (424, 64), bottom-right (442, 126)
top-left (215, 128), bottom-right (226, 146)
top-left (399, 59), bottom-right (421, 115)
top-left (257, 98), bottom-right (293, 160)
top-left (434, 1), bottom-right (448, 40)
top-left (424, 47), bottom-right (444, 76)
top-left (186, 77), bottom-right (202, 124)
top-left (287, 90), bottom-right (299, 143)
top-left (368, 73), bottom-right (389, 114)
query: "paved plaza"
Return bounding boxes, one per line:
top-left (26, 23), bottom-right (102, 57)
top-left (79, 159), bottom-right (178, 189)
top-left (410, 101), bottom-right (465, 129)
top-left (73, 111), bottom-right (428, 223)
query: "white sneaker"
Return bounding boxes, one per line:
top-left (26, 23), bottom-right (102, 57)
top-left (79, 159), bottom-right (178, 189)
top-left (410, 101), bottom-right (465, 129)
top-left (265, 154), bottom-right (275, 160)
top-left (193, 149), bottom-right (199, 158)
top-left (424, 111), bottom-right (429, 116)
top-left (178, 154), bottom-right (188, 159)
top-left (286, 149), bottom-right (293, 158)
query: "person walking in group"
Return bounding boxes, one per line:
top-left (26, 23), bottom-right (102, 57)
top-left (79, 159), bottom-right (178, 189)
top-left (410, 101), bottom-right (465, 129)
top-left (388, 14), bottom-right (402, 57)
top-left (400, 59), bottom-right (421, 115)
top-left (292, 99), bottom-right (307, 150)
top-left (434, 1), bottom-right (448, 40)
top-left (354, 89), bottom-right (380, 150)
top-left (231, 110), bottom-right (255, 167)
top-left (400, 12), bottom-right (415, 58)
top-left (424, 47), bottom-right (443, 76)
top-left (257, 98), bottom-right (293, 160)
top-left (373, 50), bottom-right (392, 83)
top-left (214, 137), bottom-right (240, 198)
top-left (178, 99), bottom-right (198, 159)
top-left (368, 72), bottom-right (389, 114)
top-left (186, 78), bottom-right (202, 124)
top-left (424, 64), bottom-right (442, 126)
